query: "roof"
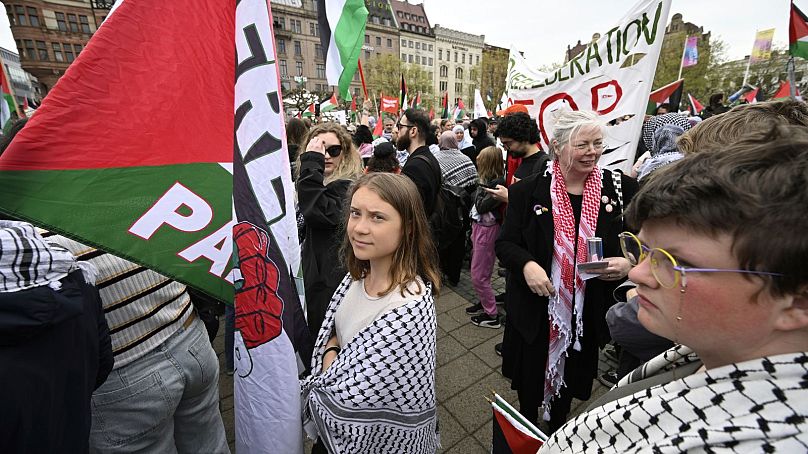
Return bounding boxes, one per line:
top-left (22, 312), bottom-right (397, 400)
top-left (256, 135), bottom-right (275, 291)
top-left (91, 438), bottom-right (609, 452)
top-left (389, 0), bottom-right (433, 36)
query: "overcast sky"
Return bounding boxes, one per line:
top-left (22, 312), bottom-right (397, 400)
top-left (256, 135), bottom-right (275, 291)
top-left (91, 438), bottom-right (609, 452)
top-left (0, 0), bottom-right (797, 65)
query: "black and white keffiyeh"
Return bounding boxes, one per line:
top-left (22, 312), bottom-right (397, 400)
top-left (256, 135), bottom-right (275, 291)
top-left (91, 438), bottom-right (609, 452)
top-left (301, 275), bottom-right (439, 454)
top-left (539, 346), bottom-right (808, 453)
top-left (0, 221), bottom-right (78, 292)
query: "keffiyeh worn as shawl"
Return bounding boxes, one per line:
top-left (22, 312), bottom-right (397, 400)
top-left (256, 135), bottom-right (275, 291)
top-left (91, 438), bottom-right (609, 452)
top-left (637, 124), bottom-right (686, 181)
top-left (301, 275), bottom-right (438, 454)
top-left (0, 221), bottom-right (78, 293)
top-left (641, 113), bottom-right (691, 151)
top-left (540, 346), bottom-right (808, 453)
top-left (545, 160), bottom-right (602, 420)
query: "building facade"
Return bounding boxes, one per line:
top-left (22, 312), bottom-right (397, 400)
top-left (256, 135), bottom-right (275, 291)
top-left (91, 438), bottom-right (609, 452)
top-left (358, 0), bottom-right (400, 98)
top-left (390, 0), bottom-right (436, 98)
top-left (6, 0), bottom-right (113, 93)
top-left (0, 46), bottom-right (39, 105)
top-left (433, 25), bottom-right (484, 110)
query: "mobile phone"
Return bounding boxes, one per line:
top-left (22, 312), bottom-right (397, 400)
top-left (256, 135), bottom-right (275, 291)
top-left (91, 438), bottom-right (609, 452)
top-left (577, 261), bottom-right (609, 271)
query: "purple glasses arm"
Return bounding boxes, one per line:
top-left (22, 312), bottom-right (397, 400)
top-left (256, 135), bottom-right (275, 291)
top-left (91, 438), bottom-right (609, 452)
top-left (672, 266), bottom-right (784, 277)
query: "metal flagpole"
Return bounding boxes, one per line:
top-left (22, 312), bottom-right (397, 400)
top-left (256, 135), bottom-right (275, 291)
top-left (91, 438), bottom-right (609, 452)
top-left (677, 35), bottom-right (688, 81)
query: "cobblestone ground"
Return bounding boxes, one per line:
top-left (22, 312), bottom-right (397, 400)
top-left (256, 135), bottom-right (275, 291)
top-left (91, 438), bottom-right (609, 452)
top-left (216, 262), bottom-right (616, 453)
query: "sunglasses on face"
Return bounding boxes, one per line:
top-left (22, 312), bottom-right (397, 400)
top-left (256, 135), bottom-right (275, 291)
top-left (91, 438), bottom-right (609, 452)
top-left (618, 231), bottom-right (783, 289)
top-left (325, 145), bottom-right (342, 157)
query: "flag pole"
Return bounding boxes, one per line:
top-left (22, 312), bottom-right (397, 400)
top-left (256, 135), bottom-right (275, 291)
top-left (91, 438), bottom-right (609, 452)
top-left (357, 59), bottom-right (369, 100)
top-left (677, 35), bottom-right (688, 81)
top-left (788, 56), bottom-right (798, 99)
top-left (743, 30), bottom-right (757, 87)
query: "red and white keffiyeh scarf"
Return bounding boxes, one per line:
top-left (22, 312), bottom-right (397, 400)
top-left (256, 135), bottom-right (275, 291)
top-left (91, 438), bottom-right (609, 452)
top-left (544, 160), bottom-right (602, 420)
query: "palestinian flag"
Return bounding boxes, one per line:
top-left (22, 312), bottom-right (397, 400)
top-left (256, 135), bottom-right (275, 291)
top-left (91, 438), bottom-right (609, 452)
top-left (743, 87), bottom-right (760, 104)
top-left (491, 393), bottom-right (546, 454)
top-left (428, 107), bottom-right (434, 120)
top-left (320, 92), bottom-right (338, 112)
top-left (317, 0), bottom-right (368, 98)
top-left (412, 92), bottom-right (421, 110)
top-left (453, 98), bottom-right (466, 120)
top-left (773, 80), bottom-right (800, 99)
top-left (0, 62), bottom-right (18, 128)
top-left (687, 93), bottom-right (704, 115)
top-left (791, 1), bottom-right (808, 60)
top-left (301, 102), bottom-right (316, 117)
top-left (399, 74), bottom-right (408, 110)
top-left (350, 97), bottom-right (357, 122)
top-left (441, 92), bottom-right (449, 119)
top-left (0, 0), bottom-right (312, 451)
top-left (647, 79), bottom-right (683, 114)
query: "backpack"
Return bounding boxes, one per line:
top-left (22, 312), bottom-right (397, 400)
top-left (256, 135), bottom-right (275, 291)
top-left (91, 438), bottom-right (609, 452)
top-left (413, 154), bottom-right (470, 250)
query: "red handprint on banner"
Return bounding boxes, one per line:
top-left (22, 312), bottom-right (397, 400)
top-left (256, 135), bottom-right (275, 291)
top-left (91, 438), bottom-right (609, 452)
top-left (234, 221), bottom-right (284, 349)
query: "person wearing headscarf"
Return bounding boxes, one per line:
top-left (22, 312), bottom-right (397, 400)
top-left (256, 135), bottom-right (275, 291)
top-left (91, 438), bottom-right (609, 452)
top-left (637, 124), bottom-right (686, 182)
top-left (453, 124), bottom-right (474, 153)
top-left (632, 113), bottom-right (692, 178)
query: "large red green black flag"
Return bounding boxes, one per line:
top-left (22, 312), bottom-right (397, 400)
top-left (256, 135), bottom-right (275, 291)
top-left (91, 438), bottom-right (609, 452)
top-left (0, 0), bottom-right (312, 451)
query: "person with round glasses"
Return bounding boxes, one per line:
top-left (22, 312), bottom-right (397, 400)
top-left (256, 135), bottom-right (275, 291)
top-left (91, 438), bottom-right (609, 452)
top-left (539, 124), bottom-right (808, 452)
top-left (496, 110), bottom-right (639, 431)
top-left (296, 123), bottom-right (364, 342)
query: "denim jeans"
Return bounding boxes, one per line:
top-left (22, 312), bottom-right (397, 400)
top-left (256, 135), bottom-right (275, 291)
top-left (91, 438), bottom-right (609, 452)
top-left (89, 315), bottom-right (229, 453)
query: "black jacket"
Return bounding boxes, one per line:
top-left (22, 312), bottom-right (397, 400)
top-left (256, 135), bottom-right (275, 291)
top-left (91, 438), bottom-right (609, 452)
top-left (0, 270), bottom-right (113, 454)
top-left (402, 145), bottom-right (441, 216)
top-left (495, 169), bottom-right (638, 396)
top-left (297, 151), bottom-right (353, 339)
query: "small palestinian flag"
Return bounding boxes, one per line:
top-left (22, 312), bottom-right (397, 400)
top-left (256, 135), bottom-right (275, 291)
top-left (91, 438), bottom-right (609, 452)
top-left (773, 80), bottom-right (800, 99)
top-left (320, 92), bottom-right (338, 113)
top-left (743, 87), bottom-right (760, 104)
top-left (790, 1), bottom-right (808, 60)
top-left (687, 93), bottom-right (704, 115)
top-left (441, 92), bottom-right (449, 119)
top-left (0, 62), bottom-right (18, 128)
top-left (318, 0), bottom-right (368, 98)
top-left (491, 393), bottom-right (546, 454)
top-left (412, 92), bottom-right (421, 110)
top-left (301, 102), bottom-right (316, 117)
top-left (647, 79), bottom-right (683, 114)
top-left (399, 74), bottom-right (408, 110)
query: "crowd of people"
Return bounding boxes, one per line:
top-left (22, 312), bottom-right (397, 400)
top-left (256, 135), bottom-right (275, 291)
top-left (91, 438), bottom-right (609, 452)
top-left (2, 94), bottom-right (808, 453)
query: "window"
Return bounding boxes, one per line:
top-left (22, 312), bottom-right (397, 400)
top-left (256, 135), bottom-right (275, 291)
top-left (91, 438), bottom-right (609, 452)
top-left (290, 19), bottom-right (302, 33)
top-left (27, 7), bottom-right (39, 27)
top-left (454, 52), bottom-right (458, 63)
top-left (376, 36), bottom-right (381, 46)
top-left (55, 12), bottom-right (67, 31)
top-left (428, 57), bottom-right (433, 66)
top-left (408, 40), bottom-right (413, 48)
top-left (462, 54), bottom-right (465, 64)
top-left (440, 81), bottom-right (447, 91)
top-left (280, 60), bottom-right (288, 76)
top-left (309, 22), bottom-right (317, 36)
top-left (24, 40), bottom-right (35, 60)
top-left (74, 44), bottom-right (82, 55)
top-left (365, 34), bottom-right (370, 44)
top-left (401, 38), bottom-right (406, 46)
top-left (408, 54), bottom-right (413, 63)
top-left (295, 61), bottom-right (303, 76)
top-left (455, 82), bottom-right (463, 93)
top-left (275, 17), bottom-right (285, 30)
top-left (6, 5), bottom-right (15, 26)
top-left (52, 43), bottom-right (64, 62)
top-left (316, 63), bottom-right (325, 79)
top-left (278, 38), bottom-right (286, 54)
top-left (294, 40), bottom-right (302, 56)
top-left (384, 18), bottom-right (391, 27)
top-left (415, 55), bottom-right (420, 64)
top-left (387, 38), bottom-right (392, 48)
top-left (416, 42), bottom-right (420, 50)
top-left (429, 44), bottom-right (433, 52)
top-left (15, 6), bottom-right (27, 26)
top-left (79, 15), bottom-right (90, 33)
top-left (36, 41), bottom-right (48, 60)
top-left (456, 67), bottom-right (463, 79)
top-left (439, 49), bottom-right (442, 60)
top-left (64, 44), bottom-right (74, 62)
top-left (476, 55), bottom-right (480, 65)
top-left (372, 16), bottom-right (379, 24)
top-left (67, 14), bottom-right (79, 32)
top-left (365, 50), bottom-right (370, 60)
top-left (314, 43), bottom-right (322, 59)
top-left (440, 65), bottom-right (448, 78)
top-left (401, 53), bottom-right (406, 60)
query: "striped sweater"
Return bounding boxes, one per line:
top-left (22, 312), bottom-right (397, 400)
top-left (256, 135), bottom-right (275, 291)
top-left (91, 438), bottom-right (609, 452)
top-left (44, 233), bottom-right (193, 369)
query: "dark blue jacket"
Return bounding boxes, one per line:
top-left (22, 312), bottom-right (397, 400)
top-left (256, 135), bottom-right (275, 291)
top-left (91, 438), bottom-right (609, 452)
top-left (0, 270), bottom-right (113, 454)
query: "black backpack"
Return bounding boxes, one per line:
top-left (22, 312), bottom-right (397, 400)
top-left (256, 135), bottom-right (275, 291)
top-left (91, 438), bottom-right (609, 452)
top-left (413, 154), bottom-right (470, 250)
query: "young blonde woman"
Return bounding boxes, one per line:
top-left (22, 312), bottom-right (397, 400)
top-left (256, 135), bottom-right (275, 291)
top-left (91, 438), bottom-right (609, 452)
top-left (301, 173), bottom-right (441, 454)
top-left (296, 123), bottom-right (363, 341)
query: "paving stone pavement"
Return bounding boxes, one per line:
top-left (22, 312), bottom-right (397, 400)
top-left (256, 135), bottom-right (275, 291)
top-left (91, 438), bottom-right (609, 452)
top-left (215, 262), bottom-right (616, 453)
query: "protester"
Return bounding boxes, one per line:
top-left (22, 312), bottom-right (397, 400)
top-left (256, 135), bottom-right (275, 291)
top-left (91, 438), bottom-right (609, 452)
top-left (399, 108), bottom-right (441, 216)
top-left (469, 117), bottom-right (495, 164)
top-left (495, 110), bottom-right (638, 430)
top-left (700, 93), bottom-right (729, 119)
top-left (296, 123), bottom-right (363, 340)
top-left (653, 103), bottom-right (671, 115)
top-left (466, 146), bottom-right (506, 328)
top-left (440, 118), bottom-right (455, 132)
top-left (632, 112), bottom-right (692, 178)
top-left (541, 124), bottom-right (808, 452)
top-left (382, 115), bottom-right (395, 141)
top-left (433, 130), bottom-right (478, 285)
top-left (353, 124), bottom-right (374, 165)
top-left (485, 111), bottom-right (549, 204)
top-left (0, 222), bottom-right (112, 454)
top-left (365, 139), bottom-right (400, 174)
top-left (454, 124), bottom-right (475, 157)
top-left (47, 232), bottom-right (230, 453)
top-left (287, 117), bottom-right (308, 179)
top-left (488, 117), bottom-right (499, 135)
top-left (301, 173), bottom-right (441, 454)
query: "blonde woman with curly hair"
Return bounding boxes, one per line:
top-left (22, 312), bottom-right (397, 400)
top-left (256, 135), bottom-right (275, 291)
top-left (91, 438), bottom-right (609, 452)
top-left (297, 122), bottom-right (363, 341)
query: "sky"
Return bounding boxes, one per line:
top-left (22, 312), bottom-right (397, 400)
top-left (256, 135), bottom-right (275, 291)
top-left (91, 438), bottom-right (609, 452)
top-left (0, 0), bottom-right (796, 65)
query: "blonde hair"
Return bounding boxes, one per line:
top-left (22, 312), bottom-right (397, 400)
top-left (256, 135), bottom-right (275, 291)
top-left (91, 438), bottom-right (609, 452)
top-left (295, 123), bottom-right (363, 184)
top-left (476, 146), bottom-right (504, 183)
top-left (550, 110), bottom-right (605, 160)
top-left (342, 173), bottom-right (441, 297)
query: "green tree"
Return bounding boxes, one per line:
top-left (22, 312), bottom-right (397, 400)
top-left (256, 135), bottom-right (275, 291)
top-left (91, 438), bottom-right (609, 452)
top-left (364, 53), bottom-right (435, 111)
top-left (480, 50), bottom-right (508, 111)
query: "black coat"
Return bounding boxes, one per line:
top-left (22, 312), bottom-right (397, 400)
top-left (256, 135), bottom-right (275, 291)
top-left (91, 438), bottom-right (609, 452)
top-left (0, 270), bottom-right (113, 454)
top-left (402, 145), bottom-right (440, 216)
top-left (495, 168), bottom-right (638, 396)
top-left (297, 151), bottom-right (353, 339)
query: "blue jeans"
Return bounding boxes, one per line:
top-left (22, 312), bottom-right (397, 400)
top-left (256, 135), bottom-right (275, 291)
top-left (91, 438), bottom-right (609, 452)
top-left (89, 316), bottom-right (229, 453)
